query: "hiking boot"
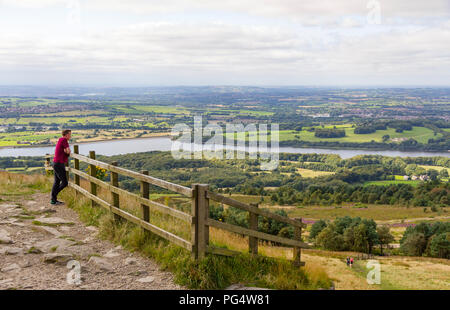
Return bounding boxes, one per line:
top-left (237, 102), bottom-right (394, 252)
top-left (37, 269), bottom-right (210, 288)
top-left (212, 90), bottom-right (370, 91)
top-left (50, 200), bottom-right (64, 205)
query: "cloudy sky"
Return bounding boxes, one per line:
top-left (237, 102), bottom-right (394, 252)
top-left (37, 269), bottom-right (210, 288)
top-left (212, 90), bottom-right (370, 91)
top-left (0, 0), bottom-right (449, 86)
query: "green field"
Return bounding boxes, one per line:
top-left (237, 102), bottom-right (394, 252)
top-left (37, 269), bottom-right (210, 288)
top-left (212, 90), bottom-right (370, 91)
top-left (223, 194), bottom-right (447, 221)
top-left (418, 165), bottom-right (450, 174)
top-left (226, 125), bottom-right (440, 144)
top-left (0, 131), bottom-right (60, 146)
top-left (364, 180), bottom-right (420, 187)
top-left (110, 105), bottom-right (190, 115)
top-left (282, 204), bottom-right (446, 221)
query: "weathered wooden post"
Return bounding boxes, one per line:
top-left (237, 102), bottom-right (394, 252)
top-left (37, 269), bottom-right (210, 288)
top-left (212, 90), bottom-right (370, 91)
top-left (89, 151), bottom-right (97, 207)
top-left (191, 184), bottom-right (198, 259)
top-left (293, 217), bottom-right (304, 267)
top-left (73, 145), bottom-right (80, 186)
top-left (110, 161), bottom-right (120, 222)
top-left (249, 203), bottom-right (259, 255)
top-left (45, 154), bottom-right (51, 169)
top-left (45, 153), bottom-right (52, 176)
top-left (140, 170), bottom-right (150, 235)
top-left (191, 184), bottom-right (209, 260)
top-left (65, 159), bottom-right (70, 181)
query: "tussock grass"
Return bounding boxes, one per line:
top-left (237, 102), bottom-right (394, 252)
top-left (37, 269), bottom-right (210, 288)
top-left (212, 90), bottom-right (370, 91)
top-left (59, 183), bottom-right (332, 290)
top-left (0, 170), bottom-right (52, 195)
top-left (0, 171), bottom-right (331, 289)
top-left (96, 214), bottom-right (331, 289)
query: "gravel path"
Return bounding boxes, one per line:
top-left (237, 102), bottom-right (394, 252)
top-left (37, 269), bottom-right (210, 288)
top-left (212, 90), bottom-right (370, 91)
top-left (0, 192), bottom-right (183, 290)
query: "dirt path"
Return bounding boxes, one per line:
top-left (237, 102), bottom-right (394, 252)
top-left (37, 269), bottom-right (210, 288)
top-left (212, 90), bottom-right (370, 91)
top-left (377, 216), bottom-right (450, 225)
top-left (301, 253), bottom-right (376, 290)
top-left (0, 192), bottom-right (183, 290)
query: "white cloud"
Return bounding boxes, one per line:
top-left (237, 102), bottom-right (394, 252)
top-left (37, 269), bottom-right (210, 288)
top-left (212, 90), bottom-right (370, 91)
top-left (0, 1), bottom-right (448, 85)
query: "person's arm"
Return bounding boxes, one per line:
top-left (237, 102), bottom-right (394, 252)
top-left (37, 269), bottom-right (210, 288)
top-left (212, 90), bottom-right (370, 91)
top-left (63, 140), bottom-right (70, 155)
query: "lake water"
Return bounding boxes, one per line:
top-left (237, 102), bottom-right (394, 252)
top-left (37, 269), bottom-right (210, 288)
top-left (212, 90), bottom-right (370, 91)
top-left (0, 137), bottom-right (448, 159)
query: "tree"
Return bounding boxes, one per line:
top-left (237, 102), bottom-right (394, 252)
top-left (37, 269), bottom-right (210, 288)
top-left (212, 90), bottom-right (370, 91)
top-left (377, 225), bottom-right (394, 255)
top-left (427, 169), bottom-right (439, 180)
top-left (316, 223), bottom-right (345, 251)
top-left (351, 223), bottom-right (370, 253)
top-left (429, 233), bottom-right (450, 259)
top-left (439, 169), bottom-right (449, 178)
top-left (309, 220), bottom-right (327, 241)
top-left (400, 233), bottom-right (427, 256)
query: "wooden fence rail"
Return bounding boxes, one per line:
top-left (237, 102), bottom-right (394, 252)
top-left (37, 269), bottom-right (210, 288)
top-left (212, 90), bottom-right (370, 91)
top-left (44, 146), bottom-right (306, 266)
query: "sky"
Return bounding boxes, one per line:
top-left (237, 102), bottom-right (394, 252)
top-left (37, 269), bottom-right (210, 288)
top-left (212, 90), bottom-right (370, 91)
top-left (0, 0), bottom-right (449, 86)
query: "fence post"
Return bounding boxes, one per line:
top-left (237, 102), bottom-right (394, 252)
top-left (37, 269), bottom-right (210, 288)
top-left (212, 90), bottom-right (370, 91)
top-left (293, 217), bottom-right (303, 267)
top-left (249, 203), bottom-right (259, 255)
top-left (73, 145), bottom-right (80, 186)
top-left (89, 151), bottom-right (97, 207)
top-left (110, 161), bottom-right (120, 222)
top-left (140, 170), bottom-right (150, 235)
top-left (191, 184), bottom-right (209, 260)
top-left (45, 154), bottom-right (51, 169)
top-left (191, 184), bottom-right (198, 259)
top-left (65, 159), bottom-right (69, 182)
top-left (200, 184), bottom-right (210, 255)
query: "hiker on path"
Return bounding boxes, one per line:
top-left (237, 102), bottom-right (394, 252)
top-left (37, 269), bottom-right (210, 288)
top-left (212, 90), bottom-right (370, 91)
top-left (350, 257), bottom-right (354, 268)
top-left (51, 129), bottom-right (71, 205)
top-left (346, 257), bottom-right (350, 267)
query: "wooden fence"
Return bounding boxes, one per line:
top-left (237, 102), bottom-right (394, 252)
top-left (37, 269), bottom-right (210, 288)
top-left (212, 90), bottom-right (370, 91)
top-left (45, 145), bottom-right (307, 266)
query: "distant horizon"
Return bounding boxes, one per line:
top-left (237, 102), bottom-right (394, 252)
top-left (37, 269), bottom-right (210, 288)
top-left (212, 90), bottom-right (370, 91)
top-left (0, 84), bottom-right (449, 89)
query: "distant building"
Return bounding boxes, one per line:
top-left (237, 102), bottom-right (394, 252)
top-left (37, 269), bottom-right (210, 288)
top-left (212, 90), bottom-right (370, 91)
top-left (403, 175), bottom-right (410, 180)
top-left (419, 175), bottom-right (430, 181)
top-left (411, 175), bottom-right (418, 180)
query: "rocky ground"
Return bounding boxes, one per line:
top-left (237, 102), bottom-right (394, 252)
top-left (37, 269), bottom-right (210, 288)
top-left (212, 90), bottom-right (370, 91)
top-left (0, 192), bottom-right (183, 290)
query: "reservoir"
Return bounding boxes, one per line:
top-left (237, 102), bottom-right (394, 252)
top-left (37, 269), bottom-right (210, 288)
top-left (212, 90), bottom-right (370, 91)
top-left (0, 137), bottom-right (448, 159)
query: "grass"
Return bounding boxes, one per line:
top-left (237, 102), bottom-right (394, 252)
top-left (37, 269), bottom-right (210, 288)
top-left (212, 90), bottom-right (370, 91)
top-left (110, 104), bottom-right (190, 115)
top-left (0, 171), bottom-right (51, 195)
top-left (364, 180), bottom-right (420, 187)
top-left (227, 126), bottom-right (441, 144)
top-left (372, 257), bottom-right (450, 290)
top-left (58, 181), bottom-right (331, 290)
top-left (0, 129), bottom-right (168, 147)
top-left (1, 171), bottom-right (449, 290)
top-left (295, 168), bottom-right (334, 178)
top-left (418, 165), bottom-right (450, 174)
top-left (279, 204), bottom-right (448, 221)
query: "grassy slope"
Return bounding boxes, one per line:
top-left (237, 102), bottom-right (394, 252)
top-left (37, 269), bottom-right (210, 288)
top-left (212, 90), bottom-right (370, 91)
top-left (0, 171), bottom-right (332, 289)
top-left (1, 171), bottom-right (449, 290)
top-left (280, 204), bottom-right (448, 221)
top-left (58, 178), bottom-right (332, 290)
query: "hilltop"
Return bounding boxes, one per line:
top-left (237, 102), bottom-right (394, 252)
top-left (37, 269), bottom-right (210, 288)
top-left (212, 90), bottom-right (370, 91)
top-left (1, 171), bottom-right (449, 290)
top-left (0, 171), bottom-right (334, 290)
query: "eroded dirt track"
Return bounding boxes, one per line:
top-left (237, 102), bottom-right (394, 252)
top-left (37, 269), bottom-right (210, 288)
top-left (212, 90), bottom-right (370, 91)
top-left (0, 192), bottom-right (183, 290)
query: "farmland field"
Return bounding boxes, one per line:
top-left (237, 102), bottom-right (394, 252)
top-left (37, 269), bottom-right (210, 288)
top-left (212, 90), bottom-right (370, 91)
top-left (271, 204), bottom-right (448, 221)
top-left (364, 180), bottom-right (420, 187)
top-left (418, 165), bottom-right (450, 174)
top-left (225, 126), bottom-right (441, 144)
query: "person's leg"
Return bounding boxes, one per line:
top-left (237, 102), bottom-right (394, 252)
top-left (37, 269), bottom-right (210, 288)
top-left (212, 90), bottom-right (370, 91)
top-left (51, 164), bottom-right (62, 202)
top-left (57, 164), bottom-right (68, 193)
top-left (52, 163), bottom-right (68, 201)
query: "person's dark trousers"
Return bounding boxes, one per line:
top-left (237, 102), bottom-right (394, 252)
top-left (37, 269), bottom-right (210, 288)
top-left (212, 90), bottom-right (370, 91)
top-left (51, 162), bottom-right (68, 202)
